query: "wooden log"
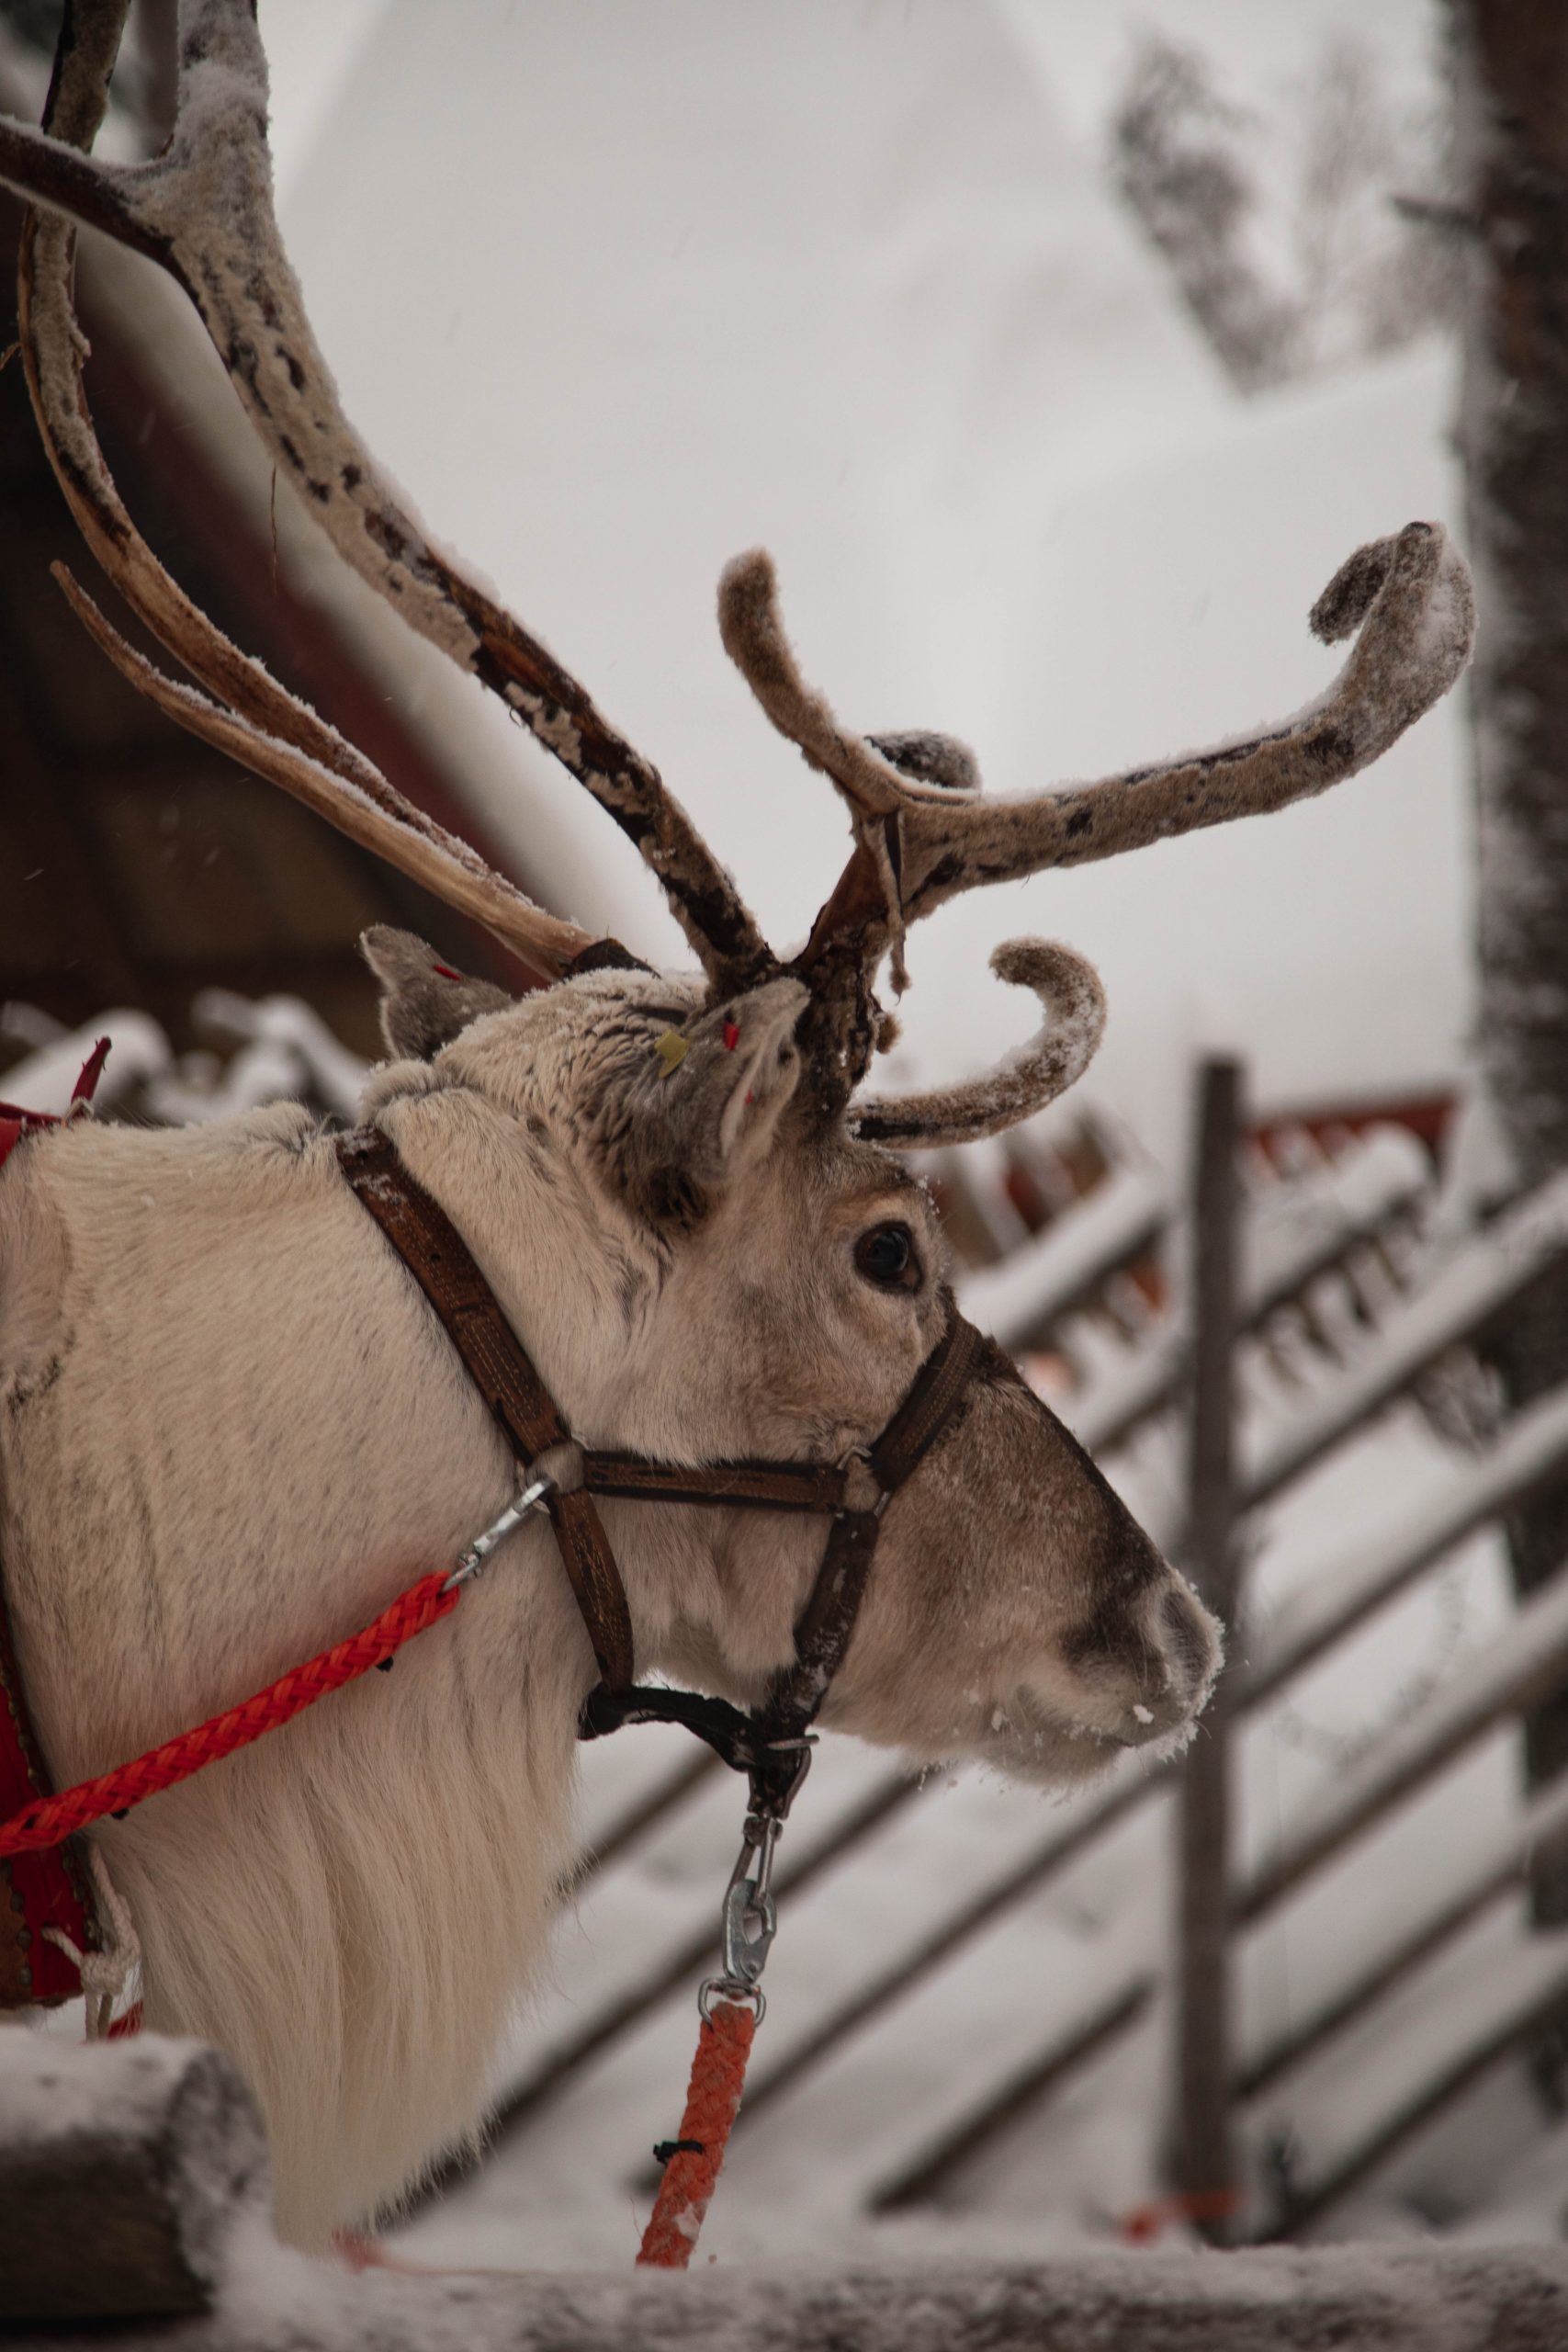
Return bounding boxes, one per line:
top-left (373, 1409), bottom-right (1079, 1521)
top-left (5, 2042), bottom-right (1567, 2347)
top-left (0, 2030), bottom-right (265, 2324)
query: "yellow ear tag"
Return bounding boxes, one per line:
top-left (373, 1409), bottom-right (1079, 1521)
top-left (655, 1030), bottom-right (690, 1079)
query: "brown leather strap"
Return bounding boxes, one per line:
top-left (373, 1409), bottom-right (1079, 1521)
top-left (761, 1302), bottom-right (982, 1741)
top-left (760, 1508), bottom-right (882, 1736)
top-left (868, 1307), bottom-right (983, 1494)
top-left (581, 1455), bottom-right (848, 1513)
top-left (335, 1128), bottom-right (636, 1691)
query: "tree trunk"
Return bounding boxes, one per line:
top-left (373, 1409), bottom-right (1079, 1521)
top-left (1451, 0), bottom-right (1568, 1987)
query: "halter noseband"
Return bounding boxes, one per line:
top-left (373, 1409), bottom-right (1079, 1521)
top-left (334, 1126), bottom-right (985, 1827)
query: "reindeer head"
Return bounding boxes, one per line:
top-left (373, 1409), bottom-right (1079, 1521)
top-left (1, 0), bottom-right (1475, 1791)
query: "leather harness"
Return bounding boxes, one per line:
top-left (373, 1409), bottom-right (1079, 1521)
top-left (333, 1125), bottom-right (986, 1819)
top-left (0, 1114), bottom-right (985, 2010)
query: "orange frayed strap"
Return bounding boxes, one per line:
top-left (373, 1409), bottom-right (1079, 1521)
top-left (637, 1998), bottom-right (757, 2269)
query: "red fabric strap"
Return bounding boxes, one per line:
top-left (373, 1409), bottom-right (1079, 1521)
top-left (0, 1570), bottom-right (459, 1863)
top-left (1, 1582), bottom-right (96, 2003)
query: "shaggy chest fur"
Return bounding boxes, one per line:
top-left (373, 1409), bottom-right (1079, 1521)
top-left (0, 1099), bottom-right (599, 2246)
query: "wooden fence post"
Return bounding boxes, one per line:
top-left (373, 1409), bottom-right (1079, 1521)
top-left (1173, 1055), bottom-right (1245, 2242)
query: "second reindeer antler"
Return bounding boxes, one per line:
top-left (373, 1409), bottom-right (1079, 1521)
top-left (0, 0), bottom-right (768, 989)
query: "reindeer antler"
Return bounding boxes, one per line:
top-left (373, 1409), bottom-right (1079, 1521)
top-left (719, 525), bottom-right (1475, 1130)
top-left (849, 942), bottom-right (1105, 1148)
top-left (0, 0), bottom-right (769, 989)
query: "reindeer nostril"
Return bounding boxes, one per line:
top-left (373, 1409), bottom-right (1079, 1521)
top-left (1160, 1586), bottom-right (1213, 1696)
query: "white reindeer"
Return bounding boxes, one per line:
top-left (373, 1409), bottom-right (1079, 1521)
top-left (0, 1), bottom-right (1472, 2251)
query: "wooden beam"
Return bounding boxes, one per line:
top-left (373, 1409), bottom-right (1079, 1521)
top-left (1172, 1057), bottom-right (1245, 2241)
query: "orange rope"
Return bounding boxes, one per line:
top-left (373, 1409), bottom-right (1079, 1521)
top-left (637, 1997), bottom-right (757, 2268)
top-left (0, 1570), bottom-right (459, 1860)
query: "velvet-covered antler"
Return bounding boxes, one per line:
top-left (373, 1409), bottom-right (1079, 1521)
top-left (719, 527), bottom-right (1476, 1110)
top-left (849, 941), bottom-right (1105, 1148)
top-left (0, 0), bottom-right (769, 989)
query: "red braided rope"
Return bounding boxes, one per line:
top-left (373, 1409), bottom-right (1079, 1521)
top-left (637, 1997), bottom-right (757, 2268)
top-left (0, 1570), bottom-right (459, 1860)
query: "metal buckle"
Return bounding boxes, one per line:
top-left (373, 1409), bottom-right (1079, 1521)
top-left (698, 1810), bottom-right (782, 2025)
top-left (444, 1474), bottom-right (557, 1592)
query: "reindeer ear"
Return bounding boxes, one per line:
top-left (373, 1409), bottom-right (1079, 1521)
top-left (359, 926), bottom-right (514, 1059)
top-left (610, 977), bottom-right (809, 1225)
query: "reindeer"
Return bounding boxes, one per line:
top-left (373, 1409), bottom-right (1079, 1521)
top-left (0, 2), bottom-right (1472, 2253)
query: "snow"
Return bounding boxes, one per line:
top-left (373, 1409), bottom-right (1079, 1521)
top-left (958, 1158), bottom-right (1165, 1346)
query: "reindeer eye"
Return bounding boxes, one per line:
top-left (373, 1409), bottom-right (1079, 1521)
top-left (855, 1222), bottom-right (919, 1291)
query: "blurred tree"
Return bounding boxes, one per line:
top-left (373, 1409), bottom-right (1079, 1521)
top-left (1111, 35), bottom-right (1294, 390)
top-left (1451, 0), bottom-right (1568, 1978)
top-left (1111, 30), bottom-right (1456, 392)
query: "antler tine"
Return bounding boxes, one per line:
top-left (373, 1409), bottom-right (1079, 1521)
top-left (721, 527), bottom-right (1475, 966)
top-left (886, 522), bottom-right (1476, 927)
top-left (12, 21), bottom-right (591, 984)
top-left (717, 548), bottom-right (945, 988)
top-left (719, 529), bottom-right (1476, 950)
top-left (849, 941), bottom-right (1105, 1149)
top-left (0, 0), bottom-right (769, 989)
top-left (54, 563), bottom-right (598, 974)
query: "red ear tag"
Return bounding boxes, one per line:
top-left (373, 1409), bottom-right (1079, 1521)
top-left (722, 1022), bottom-right (739, 1052)
top-left (432, 963), bottom-right (463, 981)
top-left (71, 1036), bottom-right (111, 1103)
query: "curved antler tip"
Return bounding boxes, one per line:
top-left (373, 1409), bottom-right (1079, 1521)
top-left (990, 934), bottom-right (1105, 1022)
top-left (1307, 518), bottom-right (1459, 649)
top-left (849, 935), bottom-right (1105, 1150)
top-left (1309, 533), bottom-right (1399, 646)
top-left (867, 729), bottom-right (981, 795)
top-left (716, 545), bottom-right (778, 637)
top-left (719, 545), bottom-right (775, 591)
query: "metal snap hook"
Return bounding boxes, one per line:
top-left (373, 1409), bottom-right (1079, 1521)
top-left (444, 1473), bottom-right (558, 1591)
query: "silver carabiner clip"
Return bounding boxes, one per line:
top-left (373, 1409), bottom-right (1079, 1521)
top-left (698, 1812), bottom-right (782, 2024)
